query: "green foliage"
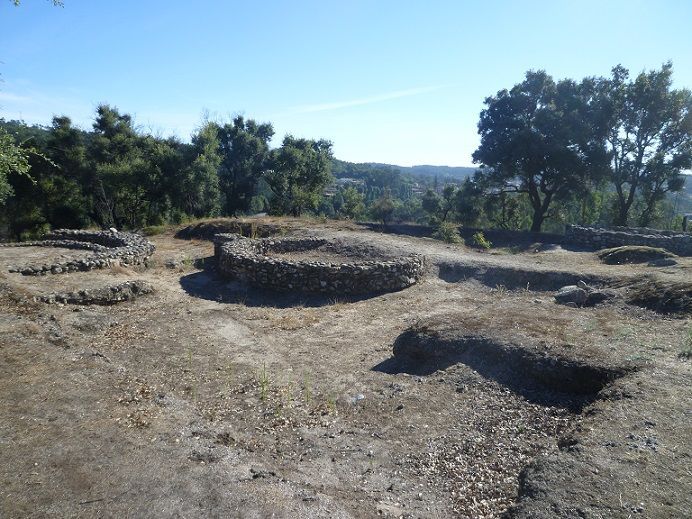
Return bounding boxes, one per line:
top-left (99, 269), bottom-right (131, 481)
top-left (218, 116), bottom-right (273, 216)
top-left (369, 191), bottom-right (398, 226)
top-left (432, 221), bottom-right (462, 243)
top-left (181, 121), bottom-right (223, 218)
top-left (596, 63), bottom-right (691, 226)
top-left (0, 127), bottom-right (32, 204)
top-left (472, 231), bottom-right (492, 250)
top-left (266, 136), bottom-right (333, 216)
top-left (341, 186), bottom-right (365, 219)
top-left (473, 70), bottom-right (608, 231)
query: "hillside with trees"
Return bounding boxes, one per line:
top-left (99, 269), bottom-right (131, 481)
top-left (1, 63), bottom-right (689, 239)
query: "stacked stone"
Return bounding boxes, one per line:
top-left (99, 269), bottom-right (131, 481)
top-left (216, 234), bottom-right (426, 295)
top-left (565, 225), bottom-right (692, 256)
top-left (36, 280), bottom-right (154, 305)
top-left (2, 229), bottom-right (156, 276)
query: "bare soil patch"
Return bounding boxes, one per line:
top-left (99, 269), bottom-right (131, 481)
top-left (0, 245), bottom-right (91, 268)
top-left (1, 217), bottom-right (690, 518)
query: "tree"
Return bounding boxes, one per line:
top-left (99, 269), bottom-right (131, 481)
top-left (421, 188), bottom-right (441, 222)
top-left (266, 136), bottom-right (333, 216)
top-left (422, 184), bottom-right (458, 224)
top-left (473, 71), bottom-right (607, 231)
top-left (89, 104), bottom-right (184, 228)
top-left (341, 186), bottom-right (365, 219)
top-left (0, 127), bottom-right (31, 205)
top-left (454, 177), bottom-right (483, 226)
top-left (217, 116), bottom-right (274, 215)
top-left (370, 191), bottom-right (397, 227)
top-left (180, 121), bottom-right (222, 217)
top-left (596, 63), bottom-right (691, 226)
top-left (40, 116), bottom-right (90, 228)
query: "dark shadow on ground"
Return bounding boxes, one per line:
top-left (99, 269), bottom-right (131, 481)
top-left (372, 355), bottom-right (593, 411)
top-left (179, 260), bottom-right (386, 308)
top-left (372, 328), bottom-right (629, 411)
top-left (437, 262), bottom-right (610, 291)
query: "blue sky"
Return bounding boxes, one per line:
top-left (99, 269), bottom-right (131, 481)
top-left (1, 1), bottom-right (691, 167)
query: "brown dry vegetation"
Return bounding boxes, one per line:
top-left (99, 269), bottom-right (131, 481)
top-left (0, 218), bottom-right (690, 518)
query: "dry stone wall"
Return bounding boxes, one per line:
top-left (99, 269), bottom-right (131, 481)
top-left (215, 233), bottom-right (426, 295)
top-left (2, 229), bottom-right (156, 275)
top-left (36, 280), bottom-right (154, 305)
top-left (565, 225), bottom-right (692, 256)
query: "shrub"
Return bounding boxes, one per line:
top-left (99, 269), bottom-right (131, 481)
top-left (472, 231), bottom-right (492, 250)
top-left (432, 221), bottom-right (462, 243)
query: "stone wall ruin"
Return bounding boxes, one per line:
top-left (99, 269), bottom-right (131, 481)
top-left (565, 224), bottom-right (692, 256)
top-left (2, 229), bottom-right (156, 275)
top-left (215, 233), bottom-right (426, 295)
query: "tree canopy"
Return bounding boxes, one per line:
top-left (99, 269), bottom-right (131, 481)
top-left (596, 63), bottom-right (692, 226)
top-left (472, 71), bottom-right (608, 232)
top-left (266, 136), bottom-right (333, 216)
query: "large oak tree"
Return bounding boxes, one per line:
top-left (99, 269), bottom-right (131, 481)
top-left (472, 71), bottom-right (607, 232)
top-left (595, 63), bottom-right (691, 226)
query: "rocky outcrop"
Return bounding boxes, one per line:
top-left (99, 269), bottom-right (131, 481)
top-left (215, 234), bottom-right (426, 295)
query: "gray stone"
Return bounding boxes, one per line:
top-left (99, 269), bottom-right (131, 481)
top-left (586, 289), bottom-right (616, 306)
top-left (554, 285), bottom-right (588, 306)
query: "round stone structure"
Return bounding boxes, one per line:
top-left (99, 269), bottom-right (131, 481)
top-left (1, 229), bottom-right (155, 275)
top-left (215, 233), bottom-right (426, 295)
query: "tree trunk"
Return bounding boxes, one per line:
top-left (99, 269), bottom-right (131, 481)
top-left (530, 210), bottom-right (544, 232)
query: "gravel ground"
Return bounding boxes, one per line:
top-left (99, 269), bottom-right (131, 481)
top-left (0, 218), bottom-right (690, 518)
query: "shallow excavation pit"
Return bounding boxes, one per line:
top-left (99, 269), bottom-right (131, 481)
top-left (374, 318), bottom-right (633, 517)
top-left (214, 233), bottom-right (426, 295)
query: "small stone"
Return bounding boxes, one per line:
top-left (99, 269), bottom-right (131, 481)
top-left (554, 285), bottom-right (588, 306)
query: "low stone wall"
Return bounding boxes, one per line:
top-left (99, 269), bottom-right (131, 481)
top-left (36, 280), bottom-right (154, 305)
top-left (1, 229), bottom-right (156, 275)
top-left (565, 225), bottom-right (692, 256)
top-left (215, 234), bottom-right (426, 295)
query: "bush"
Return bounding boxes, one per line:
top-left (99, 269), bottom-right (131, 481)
top-left (432, 221), bottom-right (462, 243)
top-left (472, 231), bottom-right (492, 250)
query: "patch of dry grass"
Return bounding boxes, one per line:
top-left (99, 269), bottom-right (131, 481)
top-left (597, 245), bottom-right (675, 265)
top-left (625, 278), bottom-right (692, 315)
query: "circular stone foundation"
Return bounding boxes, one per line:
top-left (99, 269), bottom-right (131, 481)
top-left (215, 233), bottom-right (426, 295)
top-left (1, 229), bottom-right (155, 276)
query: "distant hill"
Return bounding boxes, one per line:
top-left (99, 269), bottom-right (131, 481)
top-left (333, 159), bottom-right (477, 181)
top-left (365, 163), bottom-right (477, 180)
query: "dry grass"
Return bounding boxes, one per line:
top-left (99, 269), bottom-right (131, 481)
top-left (597, 245), bottom-right (675, 264)
top-left (625, 278), bottom-right (692, 315)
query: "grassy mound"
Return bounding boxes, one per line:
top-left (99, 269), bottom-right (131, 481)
top-left (597, 245), bottom-right (675, 265)
top-left (625, 279), bottom-right (692, 315)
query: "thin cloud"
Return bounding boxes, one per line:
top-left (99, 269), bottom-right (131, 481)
top-left (0, 91), bottom-right (32, 103)
top-left (286, 85), bottom-right (444, 114)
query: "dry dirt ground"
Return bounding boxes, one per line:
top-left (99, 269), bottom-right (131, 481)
top-left (0, 218), bottom-right (690, 518)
